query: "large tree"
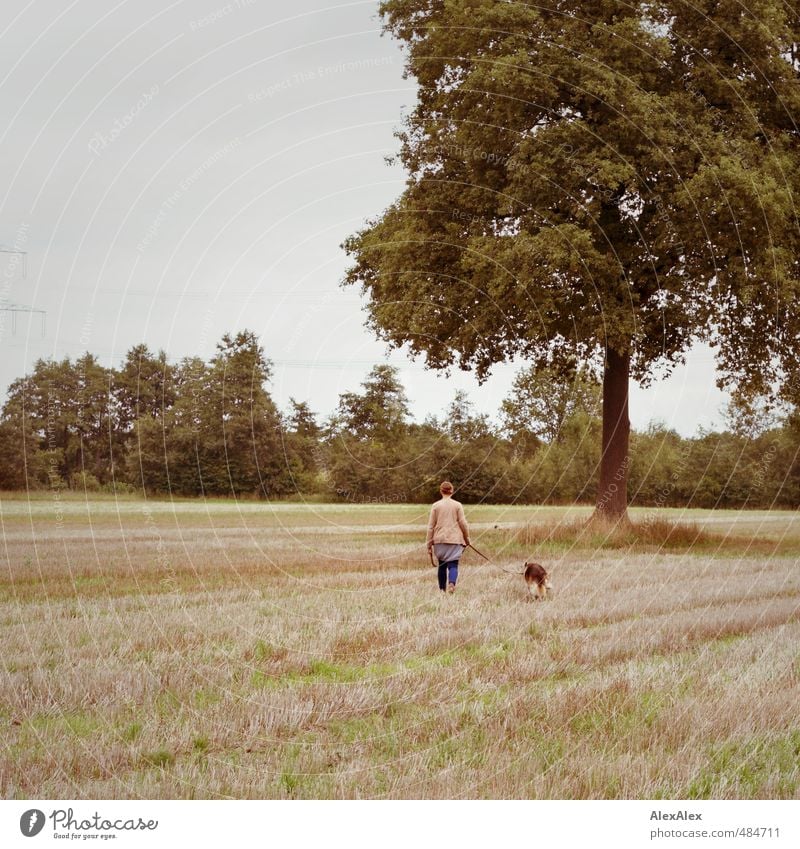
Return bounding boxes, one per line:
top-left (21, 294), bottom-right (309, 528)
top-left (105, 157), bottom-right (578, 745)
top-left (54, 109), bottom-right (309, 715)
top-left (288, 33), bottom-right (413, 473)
top-left (343, 0), bottom-right (800, 520)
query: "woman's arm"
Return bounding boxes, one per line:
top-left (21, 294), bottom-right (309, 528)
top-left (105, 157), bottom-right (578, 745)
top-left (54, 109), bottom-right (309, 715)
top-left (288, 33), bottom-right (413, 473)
top-left (426, 505), bottom-right (437, 549)
top-left (457, 504), bottom-right (470, 546)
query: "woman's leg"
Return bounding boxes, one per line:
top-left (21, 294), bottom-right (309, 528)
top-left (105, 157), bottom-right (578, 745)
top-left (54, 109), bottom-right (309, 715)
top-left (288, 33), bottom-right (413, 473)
top-left (448, 561), bottom-right (459, 587)
top-left (437, 562), bottom-right (447, 591)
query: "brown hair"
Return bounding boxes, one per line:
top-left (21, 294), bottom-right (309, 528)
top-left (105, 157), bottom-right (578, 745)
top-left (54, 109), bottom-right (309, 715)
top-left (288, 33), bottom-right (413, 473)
top-left (439, 480), bottom-right (454, 495)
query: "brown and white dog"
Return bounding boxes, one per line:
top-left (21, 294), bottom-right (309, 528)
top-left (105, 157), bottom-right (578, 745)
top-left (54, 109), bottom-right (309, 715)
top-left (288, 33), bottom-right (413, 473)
top-left (524, 561), bottom-right (552, 601)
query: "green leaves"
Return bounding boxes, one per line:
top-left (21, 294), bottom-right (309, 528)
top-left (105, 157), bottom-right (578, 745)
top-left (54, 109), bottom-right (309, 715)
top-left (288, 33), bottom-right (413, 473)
top-left (347, 1), bottom-right (800, 392)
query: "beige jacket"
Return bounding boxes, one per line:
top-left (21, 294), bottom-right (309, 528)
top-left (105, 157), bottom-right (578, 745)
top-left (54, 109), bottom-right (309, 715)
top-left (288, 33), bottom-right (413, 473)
top-left (426, 496), bottom-right (470, 547)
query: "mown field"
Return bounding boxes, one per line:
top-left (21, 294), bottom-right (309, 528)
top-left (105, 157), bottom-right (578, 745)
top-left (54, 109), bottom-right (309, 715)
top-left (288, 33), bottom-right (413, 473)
top-left (1, 495), bottom-right (799, 799)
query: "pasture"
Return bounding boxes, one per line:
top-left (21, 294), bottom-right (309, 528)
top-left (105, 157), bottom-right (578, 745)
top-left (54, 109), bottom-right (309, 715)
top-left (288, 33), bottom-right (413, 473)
top-left (1, 495), bottom-right (799, 799)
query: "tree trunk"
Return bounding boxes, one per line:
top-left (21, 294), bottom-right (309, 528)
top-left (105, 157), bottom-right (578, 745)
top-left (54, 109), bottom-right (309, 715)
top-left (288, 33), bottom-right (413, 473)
top-left (593, 346), bottom-right (630, 523)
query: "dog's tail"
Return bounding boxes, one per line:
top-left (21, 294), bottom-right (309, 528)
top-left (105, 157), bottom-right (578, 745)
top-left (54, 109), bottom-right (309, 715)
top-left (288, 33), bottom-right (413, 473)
top-left (499, 565), bottom-right (526, 575)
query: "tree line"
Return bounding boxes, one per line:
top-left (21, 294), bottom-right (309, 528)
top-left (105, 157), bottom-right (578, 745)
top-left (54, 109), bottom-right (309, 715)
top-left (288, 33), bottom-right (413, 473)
top-left (1, 330), bottom-right (798, 507)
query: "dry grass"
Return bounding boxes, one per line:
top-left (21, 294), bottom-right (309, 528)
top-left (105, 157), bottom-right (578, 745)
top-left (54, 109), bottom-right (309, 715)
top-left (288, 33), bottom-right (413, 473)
top-left (1, 499), bottom-right (799, 799)
top-left (514, 516), bottom-right (797, 556)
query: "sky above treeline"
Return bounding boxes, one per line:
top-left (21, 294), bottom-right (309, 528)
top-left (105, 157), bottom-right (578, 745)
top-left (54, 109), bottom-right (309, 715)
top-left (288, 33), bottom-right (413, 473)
top-left (0, 0), bottom-right (730, 436)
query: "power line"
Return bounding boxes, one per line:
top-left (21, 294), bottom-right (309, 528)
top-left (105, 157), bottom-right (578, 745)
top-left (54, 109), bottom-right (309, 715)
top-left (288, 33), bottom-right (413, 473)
top-left (64, 287), bottom-right (359, 300)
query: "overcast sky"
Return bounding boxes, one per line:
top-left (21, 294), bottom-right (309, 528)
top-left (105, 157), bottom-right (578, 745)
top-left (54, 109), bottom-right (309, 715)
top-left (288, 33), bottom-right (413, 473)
top-left (0, 0), bottom-right (730, 435)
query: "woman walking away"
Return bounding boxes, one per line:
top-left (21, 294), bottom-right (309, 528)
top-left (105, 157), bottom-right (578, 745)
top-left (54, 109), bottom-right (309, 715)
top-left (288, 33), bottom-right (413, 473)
top-left (426, 481), bottom-right (470, 594)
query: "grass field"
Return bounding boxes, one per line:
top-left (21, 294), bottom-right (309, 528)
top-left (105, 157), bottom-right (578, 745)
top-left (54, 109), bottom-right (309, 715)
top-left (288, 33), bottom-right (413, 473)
top-left (1, 495), bottom-right (799, 799)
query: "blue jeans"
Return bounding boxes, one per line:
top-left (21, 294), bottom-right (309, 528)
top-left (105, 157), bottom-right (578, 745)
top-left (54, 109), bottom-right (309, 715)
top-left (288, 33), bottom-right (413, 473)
top-left (437, 560), bottom-right (459, 591)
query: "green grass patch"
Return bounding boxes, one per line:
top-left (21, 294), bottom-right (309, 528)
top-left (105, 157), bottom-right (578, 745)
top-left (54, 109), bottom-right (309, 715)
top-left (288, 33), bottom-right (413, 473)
top-left (191, 687), bottom-right (222, 709)
top-left (248, 643), bottom-right (515, 693)
top-left (121, 722), bottom-right (142, 743)
top-left (192, 735), bottom-right (210, 753)
top-left (155, 688), bottom-right (181, 716)
top-left (250, 658), bottom-right (400, 690)
top-left (141, 748), bottom-right (175, 769)
top-left (407, 649), bottom-right (458, 670)
top-left (685, 731), bottom-right (800, 799)
top-left (324, 714), bottom-right (406, 759)
top-left (251, 640), bottom-right (285, 662)
top-left (570, 688), bottom-right (664, 737)
top-left (29, 710), bottom-right (103, 738)
top-left (249, 669), bottom-right (278, 689)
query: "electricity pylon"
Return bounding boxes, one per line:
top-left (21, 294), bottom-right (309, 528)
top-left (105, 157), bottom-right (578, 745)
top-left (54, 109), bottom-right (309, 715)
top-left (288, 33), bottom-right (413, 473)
top-left (0, 246), bottom-right (45, 336)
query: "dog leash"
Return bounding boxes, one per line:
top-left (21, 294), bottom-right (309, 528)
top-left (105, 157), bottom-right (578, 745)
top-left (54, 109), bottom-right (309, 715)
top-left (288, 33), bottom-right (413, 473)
top-left (467, 543), bottom-right (525, 575)
top-left (466, 542), bottom-right (490, 561)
